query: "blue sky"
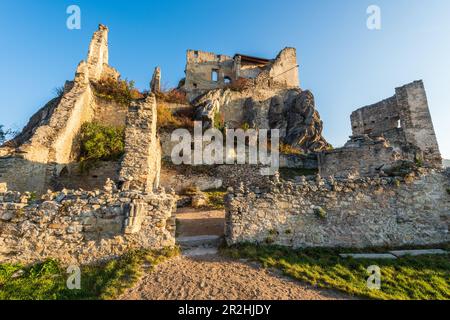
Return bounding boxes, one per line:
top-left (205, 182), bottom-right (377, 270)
top-left (1, 0), bottom-right (449, 158)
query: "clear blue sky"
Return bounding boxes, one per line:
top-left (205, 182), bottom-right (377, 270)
top-left (1, 0), bottom-right (449, 158)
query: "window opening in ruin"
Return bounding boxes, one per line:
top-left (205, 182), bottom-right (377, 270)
top-left (397, 119), bottom-right (402, 128)
top-left (194, 51), bottom-right (199, 58)
top-left (224, 76), bottom-right (231, 84)
top-left (212, 69), bottom-right (219, 82)
top-left (193, 83), bottom-right (198, 88)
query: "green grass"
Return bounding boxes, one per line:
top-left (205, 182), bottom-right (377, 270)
top-left (220, 243), bottom-right (450, 300)
top-left (279, 167), bottom-right (318, 180)
top-left (0, 247), bottom-right (179, 300)
top-left (203, 188), bottom-right (227, 210)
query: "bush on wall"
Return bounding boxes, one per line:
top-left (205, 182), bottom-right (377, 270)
top-left (92, 77), bottom-right (143, 105)
top-left (78, 122), bottom-right (125, 172)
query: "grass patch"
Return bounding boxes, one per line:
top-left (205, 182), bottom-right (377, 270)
top-left (203, 188), bottom-right (227, 210)
top-left (279, 167), bottom-right (318, 180)
top-left (0, 247), bottom-right (179, 300)
top-left (220, 243), bottom-right (450, 300)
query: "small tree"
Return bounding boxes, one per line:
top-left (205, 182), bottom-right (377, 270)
top-left (0, 125), bottom-right (16, 145)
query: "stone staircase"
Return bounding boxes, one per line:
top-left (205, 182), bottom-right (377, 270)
top-left (177, 235), bottom-right (222, 257)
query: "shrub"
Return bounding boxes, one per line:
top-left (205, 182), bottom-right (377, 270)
top-left (155, 89), bottom-right (188, 104)
top-left (279, 143), bottom-right (303, 155)
top-left (157, 103), bottom-right (194, 130)
top-left (314, 206), bottom-right (327, 219)
top-left (213, 112), bottom-right (225, 132)
top-left (78, 122), bottom-right (125, 172)
top-left (0, 125), bottom-right (17, 145)
top-left (92, 77), bottom-right (143, 105)
top-left (53, 86), bottom-right (65, 98)
top-left (203, 188), bottom-right (227, 210)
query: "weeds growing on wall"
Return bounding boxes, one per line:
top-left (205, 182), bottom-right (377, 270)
top-left (155, 89), bottom-right (188, 104)
top-left (78, 122), bottom-right (125, 172)
top-left (0, 247), bottom-right (180, 300)
top-left (279, 143), bottom-right (303, 155)
top-left (213, 112), bottom-right (225, 133)
top-left (92, 76), bottom-right (144, 105)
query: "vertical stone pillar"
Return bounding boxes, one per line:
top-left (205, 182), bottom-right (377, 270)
top-left (395, 81), bottom-right (442, 167)
top-left (119, 94), bottom-right (161, 192)
top-left (86, 24), bottom-right (109, 81)
top-left (150, 67), bottom-right (161, 93)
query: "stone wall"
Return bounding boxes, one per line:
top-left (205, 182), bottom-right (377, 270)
top-left (119, 95), bottom-right (161, 192)
top-left (350, 81), bottom-right (441, 167)
top-left (318, 135), bottom-right (400, 178)
top-left (0, 24), bottom-right (122, 194)
top-left (54, 161), bottom-right (120, 191)
top-left (225, 170), bottom-right (450, 248)
top-left (0, 187), bottom-right (176, 265)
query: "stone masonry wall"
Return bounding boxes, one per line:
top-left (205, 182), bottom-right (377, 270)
top-left (119, 95), bottom-right (161, 192)
top-left (225, 170), bottom-right (449, 248)
top-left (0, 187), bottom-right (176, 265)
top-left (350, 81), bottom-right (441, 167)
top-left (0, 24), bottom-right (121, 194)
top-left (318, 135), bottom-right (400, 178)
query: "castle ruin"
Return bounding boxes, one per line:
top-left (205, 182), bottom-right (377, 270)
top-left (0, 25), bottom-right (448, 265)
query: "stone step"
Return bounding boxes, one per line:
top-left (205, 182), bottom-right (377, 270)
top-left (183, 247), bottom-right (219, 257)
top-left (389, 249), bottom-right (447, 257)
top-left (177, 235), bottom-right (221, 250)
top-left (339, 253), bottom-right (397, 260)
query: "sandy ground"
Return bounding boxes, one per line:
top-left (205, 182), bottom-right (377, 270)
top-left (120, 254), bottom-right (351, 300)
top-left (120, 207), bottom-right (352, 300)
top-left (176, 208), bottom-right (225, 237)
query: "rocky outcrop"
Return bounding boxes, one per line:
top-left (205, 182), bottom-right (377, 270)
top-left (269, 90), bottom-right (330, 152)
top-left (193, 87), bottom-right (331, 154)
top-left (193, 89), bottom-right (232, 130)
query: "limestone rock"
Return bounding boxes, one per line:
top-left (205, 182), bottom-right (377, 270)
top-left (273, 90), bottom-right (330, 152)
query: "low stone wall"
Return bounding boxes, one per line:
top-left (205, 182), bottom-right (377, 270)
top-left (225, 170), bottom-right (450, 248)
top-left (0, 187), bottom-right (176, 265)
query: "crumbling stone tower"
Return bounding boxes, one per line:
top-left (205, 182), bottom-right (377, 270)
top-left (350, 81), bottom-right (442, 167)
top-left (0, 25), bottom-right (161, 194)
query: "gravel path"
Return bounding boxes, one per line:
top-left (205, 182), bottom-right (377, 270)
top-left (120, 254), bottom-right (351, 300)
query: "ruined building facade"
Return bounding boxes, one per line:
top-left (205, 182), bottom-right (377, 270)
top-left (183, 48), bottom-right (299, 100)
top-left (0, 25), bottom-right (161, 194)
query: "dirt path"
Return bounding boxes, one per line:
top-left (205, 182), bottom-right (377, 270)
top-left (120, 254), bottom-right (351, 300)
top-left (176, 207), bottom-right (225, 237)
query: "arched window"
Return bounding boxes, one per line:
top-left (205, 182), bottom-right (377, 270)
top-left (224, 76), bottom-right (232, 84)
